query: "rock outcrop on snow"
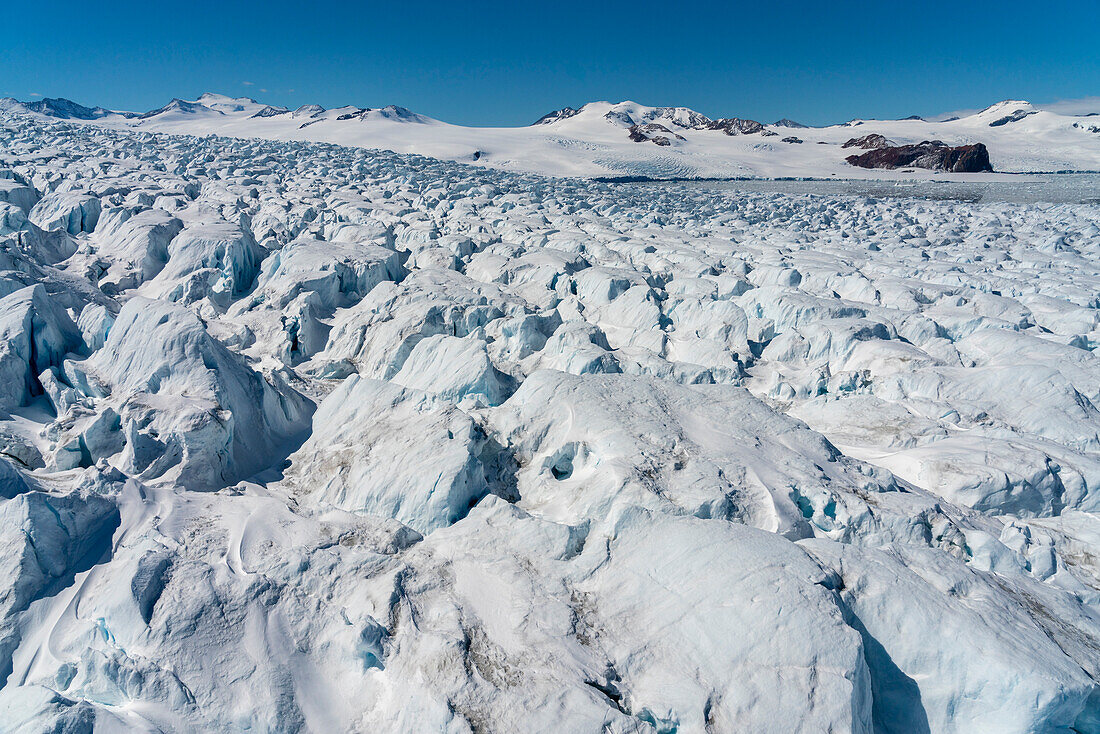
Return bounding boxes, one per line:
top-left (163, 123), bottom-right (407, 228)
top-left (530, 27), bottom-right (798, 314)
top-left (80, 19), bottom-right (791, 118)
top-left (846, 140), bottom-right (994, 172)
top-left (707, 116), bottom-right (771, 135)
top-left (842, 133), bottom-right (891, 149)
top-left (0, 109), bottom-right (1096, 733)
top-left (533, 106), bottom-right (581, 125)
top-left (626, 123), bottom-right (684, 146)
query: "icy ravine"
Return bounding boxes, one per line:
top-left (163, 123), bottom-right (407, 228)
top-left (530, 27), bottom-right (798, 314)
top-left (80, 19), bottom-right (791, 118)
top-left (0, 112), bottom-right (1097, 733)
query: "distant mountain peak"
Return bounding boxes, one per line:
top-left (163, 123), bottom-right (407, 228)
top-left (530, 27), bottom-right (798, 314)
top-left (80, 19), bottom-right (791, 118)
top-left (292, 104), bottom-right (326, 118)
top-left (9, 97), bottom-right (122, 120)
top-left (534, 101), bottom-right (784, 138)
top-left (197, 92), bottom-right (259, 105)
top-left (976, 100), bottom-right (1034, 117)
top-left (373, 105), bottom-right (428, 122)
top-left (250, 105), bottom-right (291, 119)
top-left (533, 107), bottom-right (581, 125)
top-left (328, 105), bottom-right (432, 124)
top-left (974, 101), bottom-right (1040, 128)
top-left (139, 98), bottom-right (226, 119)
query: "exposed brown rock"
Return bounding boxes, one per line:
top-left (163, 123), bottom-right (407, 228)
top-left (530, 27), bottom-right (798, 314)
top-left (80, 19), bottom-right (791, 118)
top-left (845, 140), bottom-right (993, 172)
top-left (842, 134), bottom-right (890, 149)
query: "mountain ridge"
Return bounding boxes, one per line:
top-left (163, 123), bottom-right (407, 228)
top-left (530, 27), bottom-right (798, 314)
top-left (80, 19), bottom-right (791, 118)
top-left (4, 93), bottom-right (1099, 179)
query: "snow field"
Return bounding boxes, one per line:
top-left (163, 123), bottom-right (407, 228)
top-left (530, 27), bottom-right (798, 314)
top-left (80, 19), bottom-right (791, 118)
top-left (0, 113), bottom-right (1096, 732)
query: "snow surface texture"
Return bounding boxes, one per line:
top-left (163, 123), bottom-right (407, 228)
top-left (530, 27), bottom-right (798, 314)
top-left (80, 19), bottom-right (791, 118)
top-left (4, 94), bottom-right (1100, 179)
top-left (0, 111), bottom-right (1097, 733)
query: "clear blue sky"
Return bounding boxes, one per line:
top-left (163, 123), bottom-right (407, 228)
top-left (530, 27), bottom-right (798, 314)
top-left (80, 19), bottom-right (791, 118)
top-left (4, 0), bottom-right (1097, 126)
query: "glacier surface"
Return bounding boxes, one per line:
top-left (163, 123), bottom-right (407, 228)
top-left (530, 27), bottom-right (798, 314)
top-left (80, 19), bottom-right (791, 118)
top-left (0, 111), bottom-right (1096, 733)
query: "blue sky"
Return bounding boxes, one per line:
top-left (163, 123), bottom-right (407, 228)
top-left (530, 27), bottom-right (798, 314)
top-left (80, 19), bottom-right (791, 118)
top-left (4, 0), bottom-right (1097, 126)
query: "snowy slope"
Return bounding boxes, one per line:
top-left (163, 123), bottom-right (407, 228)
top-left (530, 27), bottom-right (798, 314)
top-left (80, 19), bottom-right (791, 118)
top-left (0, 110), bottom-right (1097, 732)
top-left (4, 93), bottom-right (1100, 178)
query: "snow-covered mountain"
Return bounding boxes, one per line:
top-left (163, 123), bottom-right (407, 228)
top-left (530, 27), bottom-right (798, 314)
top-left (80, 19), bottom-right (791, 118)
top-left (4, 93), bottom-right (1099, 178)
top-left (0, 96), bottom-right (135, 121)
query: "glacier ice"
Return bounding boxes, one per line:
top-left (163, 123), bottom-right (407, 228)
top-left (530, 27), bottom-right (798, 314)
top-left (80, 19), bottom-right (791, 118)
top-left (0, 284), bottom-right (83, 410)
top-left (60, 297), bottom-right (313, 487)
top-left (0, 109), bottom-right (1095, 732)
top-left (284, 374), bottom-right (495, 533)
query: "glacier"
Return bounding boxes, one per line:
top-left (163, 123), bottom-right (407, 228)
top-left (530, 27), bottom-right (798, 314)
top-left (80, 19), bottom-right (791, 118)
top-left (0, 108), bottom-right (1096, 733)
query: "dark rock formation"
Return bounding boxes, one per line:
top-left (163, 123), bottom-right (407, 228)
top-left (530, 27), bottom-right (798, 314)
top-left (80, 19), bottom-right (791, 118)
top-left (249, 105), bottom-right (291, 118)
top-left (989, 109), bottom-right (1038, 127)
top-left (707, 118), bottom-right (766, 135)
top-left (534, 107), bottom-right (581, 125)
top-left (773, 118), bottom-right (807, 128)
top-left (843, 134), bottom-right (890, 149)
top-left (846, 140), bottom-right (993, 172)
top-left (627, 123), bottom-right (685, 146)
top-left (292, 104), bottom-right (326, 118)
top-left (603, 107), bottom-right (711, 130)
top-left (781, 136), bottom-right (804, 144)
top-left (652, 108), bottom-right (712, 129)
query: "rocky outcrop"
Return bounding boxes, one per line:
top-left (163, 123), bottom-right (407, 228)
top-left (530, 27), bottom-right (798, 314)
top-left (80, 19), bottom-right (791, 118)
top-left (846, 140), bottom-right (993, 172)
top-left (291, 104), bottom-right (326, 118)
top-left (842, 133), bottom-right (890, 149)
top-left (627, 123), bottom-right (685, 146)
top-left (653, 107), bottom-right (713, 129)
top-left (533, 107), bottom-right (581, 125)
top-left (536, 103), bottom-right (777, 141)
top-left (335, 105), bottom-right (427, 123)
top-left (249, 105), bottom-right (291, 118)
top-left (707, 117), bottom-right (768, 135)
top-left (989, 108), bottom-right (1038, 127)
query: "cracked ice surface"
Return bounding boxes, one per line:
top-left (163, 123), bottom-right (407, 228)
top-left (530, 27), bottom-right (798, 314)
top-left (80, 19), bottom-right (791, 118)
top-left (0, 113), bottom-right (1097, 733)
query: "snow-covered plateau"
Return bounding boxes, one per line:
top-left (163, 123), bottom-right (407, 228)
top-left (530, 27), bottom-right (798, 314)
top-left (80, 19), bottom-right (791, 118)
top-left (0, 108), bottom-right (1097, 733)
top-left (3, 93), bottom-right (1100, 179)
